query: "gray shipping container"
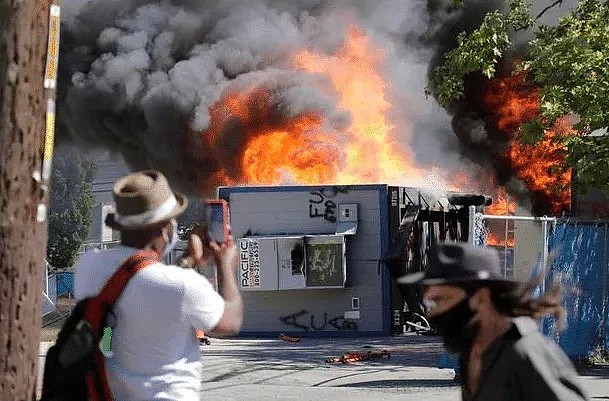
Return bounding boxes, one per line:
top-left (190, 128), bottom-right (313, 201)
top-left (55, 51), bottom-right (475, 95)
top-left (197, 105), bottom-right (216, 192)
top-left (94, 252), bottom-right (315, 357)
top-left (218, 184), bottom-right (482, 337)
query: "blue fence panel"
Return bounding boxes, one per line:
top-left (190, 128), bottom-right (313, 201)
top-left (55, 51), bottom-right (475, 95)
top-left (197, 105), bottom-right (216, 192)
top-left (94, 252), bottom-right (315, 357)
top-left (543, 223), bottom-right (608, 359)
top-left (54, 272), bottom-right (74, 296)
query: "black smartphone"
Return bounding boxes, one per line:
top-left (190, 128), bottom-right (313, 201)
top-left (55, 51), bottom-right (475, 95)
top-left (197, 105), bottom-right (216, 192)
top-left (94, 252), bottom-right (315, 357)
top-left (204, 199), bottom-right (229, 244)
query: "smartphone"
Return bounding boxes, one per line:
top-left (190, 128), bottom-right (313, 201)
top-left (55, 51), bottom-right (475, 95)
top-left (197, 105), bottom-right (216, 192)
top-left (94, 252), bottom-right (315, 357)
top-left (204, 199), bottom-right (229, 244)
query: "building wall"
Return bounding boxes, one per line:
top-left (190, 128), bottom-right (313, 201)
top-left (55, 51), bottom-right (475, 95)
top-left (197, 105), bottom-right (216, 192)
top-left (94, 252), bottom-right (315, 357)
top-left (86, 150), bottom-right (129, 243)
top-left (513, 205), bottom-right (544, 281)
top-left (513, 221), bottom-right (543, 281)
top-left (219, 185), bottom-right (389, 336)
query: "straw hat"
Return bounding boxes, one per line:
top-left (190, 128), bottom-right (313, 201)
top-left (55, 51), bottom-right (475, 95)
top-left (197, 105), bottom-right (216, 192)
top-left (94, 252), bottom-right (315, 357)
top-left (105, 170), bottom-right (188, 231)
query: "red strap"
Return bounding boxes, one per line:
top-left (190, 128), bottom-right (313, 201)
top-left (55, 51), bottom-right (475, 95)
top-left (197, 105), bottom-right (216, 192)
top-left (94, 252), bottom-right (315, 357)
top-left (83, 249), bottom-right (159, 401)
top-left (85, 373), bottom-right (100, 401)
top-left (90, 349), bottom-right (113, 401)
top-left (84, 249), bottom-right (159, 333)
top-left (98, 249), bottom-right (159, 304)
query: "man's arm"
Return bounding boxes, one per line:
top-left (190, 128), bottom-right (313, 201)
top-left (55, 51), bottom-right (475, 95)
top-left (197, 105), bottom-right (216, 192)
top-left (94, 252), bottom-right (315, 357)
top-left (180, 231), bottom-right (243, 337)
top-left (207, 246), bottom-right (243, 337)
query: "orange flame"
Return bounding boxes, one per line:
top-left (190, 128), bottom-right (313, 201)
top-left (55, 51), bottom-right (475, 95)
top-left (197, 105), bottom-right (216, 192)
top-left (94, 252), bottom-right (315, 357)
top-left (486, 232), bottom-right (516, 248)
top-left (485, 187), bottom-right (515, 216)
top-left (292, 27), bottom-right (424, 185)
top-left (484, 73), bottom-right (540, 137)
top-left (483, 71), bottom-right (572, 215)
top-left (483, 186), bottom-right (516, 247)
top-left (241, 116), bottom-right (339, 183)
top-left (507, 118), bottom-right (573, 214)
top-left (202, 26), bottom-right (433, 188)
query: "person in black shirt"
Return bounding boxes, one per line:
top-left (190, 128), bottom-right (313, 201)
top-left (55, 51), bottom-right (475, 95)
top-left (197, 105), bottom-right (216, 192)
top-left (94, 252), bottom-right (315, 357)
top-left (398, 242), bottom-right (588, 401)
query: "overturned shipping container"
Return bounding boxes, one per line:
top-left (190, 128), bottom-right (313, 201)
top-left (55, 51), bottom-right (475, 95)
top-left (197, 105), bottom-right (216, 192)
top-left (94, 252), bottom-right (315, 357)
top-left (218, 184), bottom-right (489, 337)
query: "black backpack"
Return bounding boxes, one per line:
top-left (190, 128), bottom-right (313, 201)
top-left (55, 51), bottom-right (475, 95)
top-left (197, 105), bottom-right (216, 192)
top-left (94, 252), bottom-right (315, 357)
top-left (40, 250), bottom-right (158, 401)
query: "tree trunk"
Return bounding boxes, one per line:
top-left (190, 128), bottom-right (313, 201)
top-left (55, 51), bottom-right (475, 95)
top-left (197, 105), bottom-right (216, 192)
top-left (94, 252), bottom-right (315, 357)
top-left (0, 0), bottom-right (52, 400)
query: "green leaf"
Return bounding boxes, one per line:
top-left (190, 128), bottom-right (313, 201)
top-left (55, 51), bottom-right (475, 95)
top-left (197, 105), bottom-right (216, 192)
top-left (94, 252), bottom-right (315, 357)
top-left (520, 119), bottom-right (547, 144)
top-left (47, 151), bottom-right (96, 269)
top-left (427, 0), bottom-right (609, 195)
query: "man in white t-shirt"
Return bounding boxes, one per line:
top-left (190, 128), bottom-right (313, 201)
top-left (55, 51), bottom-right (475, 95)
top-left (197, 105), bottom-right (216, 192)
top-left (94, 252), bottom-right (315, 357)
top-left (74, 170), bottom-right (243, 401)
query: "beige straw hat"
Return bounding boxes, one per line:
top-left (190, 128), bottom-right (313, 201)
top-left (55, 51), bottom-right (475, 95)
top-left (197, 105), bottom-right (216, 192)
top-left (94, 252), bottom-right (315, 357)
top-left (105, 170), bottom-right (188, 231)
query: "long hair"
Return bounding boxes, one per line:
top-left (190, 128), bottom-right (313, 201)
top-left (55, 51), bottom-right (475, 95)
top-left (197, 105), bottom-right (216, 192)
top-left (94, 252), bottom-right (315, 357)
top-left (490, 280), bottom-right (566, 330)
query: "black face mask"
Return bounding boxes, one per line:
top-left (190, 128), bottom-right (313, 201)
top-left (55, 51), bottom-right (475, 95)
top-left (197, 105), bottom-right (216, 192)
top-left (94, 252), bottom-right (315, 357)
top-left (428, 297), bottom-right (478, 354)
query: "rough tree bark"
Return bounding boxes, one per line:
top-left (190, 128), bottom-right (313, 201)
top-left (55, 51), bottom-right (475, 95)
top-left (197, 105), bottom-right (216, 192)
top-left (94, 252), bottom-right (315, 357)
top-left (0, 0), bottom-right (52, 400)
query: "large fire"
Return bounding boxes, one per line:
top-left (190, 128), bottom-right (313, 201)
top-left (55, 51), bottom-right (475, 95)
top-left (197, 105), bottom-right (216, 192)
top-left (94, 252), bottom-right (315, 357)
top-left (485, 186), bottom-right (515, 216)
top-left (507, 118), bottom-right (573, 215)
top-left (292, 27), bottom-right (425, 185)
top-left (202, 26), bottom-right (429, 188)
top-left (200, 26), bottom-right (570, 226)
top-left (484, 187), bottom-right (516, 247)
top-left (483, 72), bottom-right (573, 216)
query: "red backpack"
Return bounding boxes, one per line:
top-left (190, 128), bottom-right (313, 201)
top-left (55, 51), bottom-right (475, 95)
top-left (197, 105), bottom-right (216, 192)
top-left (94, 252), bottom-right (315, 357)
top-left (41, 249), bottom-right (159, 401)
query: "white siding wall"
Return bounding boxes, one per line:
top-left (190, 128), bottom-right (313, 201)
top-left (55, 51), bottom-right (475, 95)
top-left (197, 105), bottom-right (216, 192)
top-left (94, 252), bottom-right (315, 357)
top-left (86, 150), bottom-right (129, 242)
top-left (225, 186), bottom-right (387, 335)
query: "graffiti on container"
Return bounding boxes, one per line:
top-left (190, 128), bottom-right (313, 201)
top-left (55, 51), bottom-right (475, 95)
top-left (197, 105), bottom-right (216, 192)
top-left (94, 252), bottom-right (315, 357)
top-left (309, 191), bottom-right (337, 222)
top-left (279, 310), bottom-right (309, 331)
top-left (317, 187), bottom-right (349, 199)
top-left (279, 309), bottom-right (358, 331)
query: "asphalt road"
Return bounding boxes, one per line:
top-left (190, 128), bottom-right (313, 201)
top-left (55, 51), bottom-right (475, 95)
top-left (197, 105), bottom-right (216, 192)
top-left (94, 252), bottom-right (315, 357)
top-left (198, 334), bottom-right (460, 401)
top-left (38, 334), bottom-right (609, 400)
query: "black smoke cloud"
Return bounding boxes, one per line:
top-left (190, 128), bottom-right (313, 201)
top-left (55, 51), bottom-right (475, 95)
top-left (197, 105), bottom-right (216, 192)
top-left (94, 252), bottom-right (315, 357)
top-left (59, 0), bottom-right (349, 193)
top-left (420, 0), bottom-right (509, 177)
top-left (59, 0), bottom-right (569, 206)
top-left (58, 0), bottom-right (496, 195)
top-left (420, 0), bottom-right (576, 215)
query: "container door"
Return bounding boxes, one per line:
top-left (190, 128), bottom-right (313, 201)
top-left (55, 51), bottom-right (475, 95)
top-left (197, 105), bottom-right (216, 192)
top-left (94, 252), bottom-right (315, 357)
top-left (304, 234), bottom-right (346, 288)
top-left (278, 236), bottom-right (306, 290)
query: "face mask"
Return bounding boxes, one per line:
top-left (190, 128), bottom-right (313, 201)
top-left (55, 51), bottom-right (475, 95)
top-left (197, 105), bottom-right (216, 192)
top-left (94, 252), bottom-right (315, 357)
top-left (161, 219), bottom-right (179, 260)
top-left (428, 297), bottom-right (478, 354)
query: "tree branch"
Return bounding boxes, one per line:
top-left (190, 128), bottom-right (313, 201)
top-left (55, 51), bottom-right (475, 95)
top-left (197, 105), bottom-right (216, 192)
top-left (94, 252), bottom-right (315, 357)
top-left (534, 0), bottom-right (564, 22)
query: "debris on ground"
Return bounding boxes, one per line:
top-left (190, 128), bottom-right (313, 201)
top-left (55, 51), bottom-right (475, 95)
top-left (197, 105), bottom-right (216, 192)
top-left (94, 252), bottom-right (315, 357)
top-left (197, 329), bottom-right (211, 345)
top-left (325, 349), bottom-right (391, 364)
top-left (279, 334), bottom-right (302, 343)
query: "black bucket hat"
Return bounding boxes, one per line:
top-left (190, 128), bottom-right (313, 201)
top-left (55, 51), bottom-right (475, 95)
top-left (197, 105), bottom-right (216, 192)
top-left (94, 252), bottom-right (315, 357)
top-left (397, 242), bottom-right (519, 288)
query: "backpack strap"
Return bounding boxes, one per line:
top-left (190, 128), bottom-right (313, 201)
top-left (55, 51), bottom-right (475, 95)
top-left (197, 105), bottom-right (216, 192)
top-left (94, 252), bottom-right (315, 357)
top-left (84, 249), bottom-right (160, 332)
top-left (84, 249), bottom-right (159, 401)
top-left (97, 250), bottom-right (160, 306)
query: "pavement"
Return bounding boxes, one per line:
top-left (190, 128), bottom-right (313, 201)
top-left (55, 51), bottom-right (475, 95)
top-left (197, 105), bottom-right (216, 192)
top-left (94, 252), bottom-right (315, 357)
top-left (38, 332), bottom-right (609, 400)
top-left (196, 335), bottom-right (459, 401)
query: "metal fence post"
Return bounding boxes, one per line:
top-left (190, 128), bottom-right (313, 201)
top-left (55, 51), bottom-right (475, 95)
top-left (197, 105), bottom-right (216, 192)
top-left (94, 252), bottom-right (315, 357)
top-left (541, 219), bottom-right (549, 295)
top-left (601, 224), bottom-right (608, 353)
top-left (468, 206), bottom-right (476, 245)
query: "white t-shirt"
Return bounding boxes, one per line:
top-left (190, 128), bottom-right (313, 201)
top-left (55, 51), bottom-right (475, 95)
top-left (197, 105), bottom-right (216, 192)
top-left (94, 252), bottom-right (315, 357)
top-left (74, 245), bottom-right (225, 401)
